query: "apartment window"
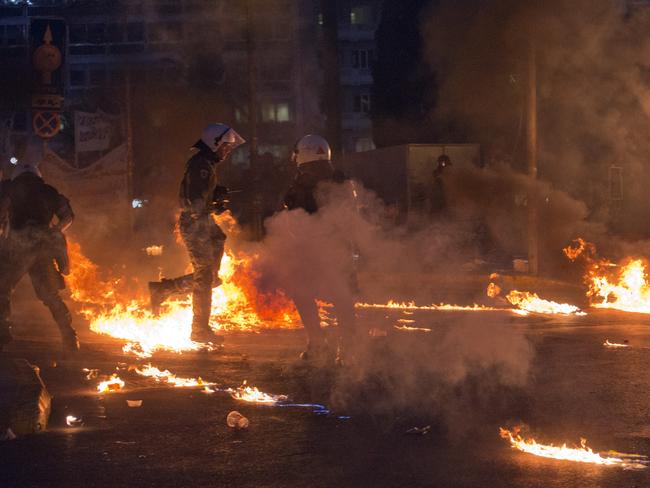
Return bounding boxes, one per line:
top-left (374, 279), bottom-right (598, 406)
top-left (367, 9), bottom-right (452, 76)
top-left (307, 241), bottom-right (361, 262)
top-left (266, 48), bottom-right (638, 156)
top-left (5, 25), bottom-right (25, 46)
top-left (261, 57), bottom-right (293, 82)
top-left (355, 138), bottom-right (375, 152)
top-left (261, 101), bottom-right (291, 123)
top-left (69, 24), bottom-right (86, 44)
top-left (89, 67), bottom-right (105, 85)
top-left (70, 68), bottom-right (86, 87)
top-left (353, 94), bottom-right (371, 114)
top-left (127, 22), bottom-right (144, 42)
top-left (350, 5), bottom-right (373, 25)
top-left (351, 49), bottom-right (373, 69)
top-left (107, 23), bottom-right (125, 43)
top-left (87, 23), bottom-right (106, 44)
top-left (109, 69), bottom-right (125, 85)
top-left (235, 107), bottom-right (248, 124)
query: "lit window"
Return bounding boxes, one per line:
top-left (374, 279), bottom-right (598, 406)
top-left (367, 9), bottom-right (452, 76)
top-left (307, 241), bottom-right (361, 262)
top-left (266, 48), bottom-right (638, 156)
top-left (350, 5), bottom-right (373, 25)
top-left (235, 107), bottom-right (248, 123)
top-left (276, 103), bottom-right (290, 122)
top-left (261, 102), bottom-right (292, 123)
top-left (355, 138), bottom-right (375, 152)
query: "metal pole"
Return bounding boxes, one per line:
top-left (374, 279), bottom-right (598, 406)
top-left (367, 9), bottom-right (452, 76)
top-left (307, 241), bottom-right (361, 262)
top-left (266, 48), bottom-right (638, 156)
top-left (246, 0), bottom-right (262, 239)
top-left (527, 40), bottom-right (539, 275)
top-left (125, 69), bottom-right (134, 233)
top-left (319, 0), bottom-right (342, 156)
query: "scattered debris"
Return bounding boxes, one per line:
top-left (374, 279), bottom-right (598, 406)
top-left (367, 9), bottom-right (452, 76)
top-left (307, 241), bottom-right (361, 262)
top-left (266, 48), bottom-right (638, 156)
top-left (97, 375), bottom-right (125, 393)
top-left (0, 428), bottom-right (16, 441)
top-left (226, 411), bottom-right (250, 429)
top-left (604, 339), bottom-right (630, 348)
top-left (406, 425), bottom-right (431, 435)
top-left (82, 368), bottom-right (99, 380)
top-left (65, 415), bottom-right (83, 427)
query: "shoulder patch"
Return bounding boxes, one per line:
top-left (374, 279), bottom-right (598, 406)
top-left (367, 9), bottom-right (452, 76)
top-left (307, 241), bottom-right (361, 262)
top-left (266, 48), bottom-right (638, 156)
top-left (200, 169), bottom-right (210, 179)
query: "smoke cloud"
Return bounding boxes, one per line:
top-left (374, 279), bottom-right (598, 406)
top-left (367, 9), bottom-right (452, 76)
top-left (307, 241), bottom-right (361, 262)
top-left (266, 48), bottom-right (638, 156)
top-left (422, 0), bottom-right (650, 243)
top-left (248, 181), bottom-right (533, 427)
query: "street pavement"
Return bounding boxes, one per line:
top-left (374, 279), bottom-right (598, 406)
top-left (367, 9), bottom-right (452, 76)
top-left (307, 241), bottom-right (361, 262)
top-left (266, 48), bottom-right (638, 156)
top-left (2, 300), bottom-right (650, 488)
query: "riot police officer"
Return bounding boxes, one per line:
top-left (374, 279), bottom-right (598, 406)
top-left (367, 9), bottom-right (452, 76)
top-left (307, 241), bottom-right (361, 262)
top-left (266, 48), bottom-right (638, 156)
top-left (149, 123), bottom-right (244, 343)
top-left (282, 134), bottom-right (358, 365)
top-left (0, 162), bottom-right (78, 352)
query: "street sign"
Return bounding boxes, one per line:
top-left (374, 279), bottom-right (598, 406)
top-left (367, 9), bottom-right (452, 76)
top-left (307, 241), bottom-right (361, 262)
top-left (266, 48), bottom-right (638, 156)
top-left (31, 94), bottom-right (64, 111)
top-left (32, 111), bottom-right (61, 139)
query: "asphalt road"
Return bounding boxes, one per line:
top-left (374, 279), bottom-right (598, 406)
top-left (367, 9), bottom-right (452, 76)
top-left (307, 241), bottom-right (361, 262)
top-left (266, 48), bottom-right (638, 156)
top-left (2, 304), bottom-right (650, 488)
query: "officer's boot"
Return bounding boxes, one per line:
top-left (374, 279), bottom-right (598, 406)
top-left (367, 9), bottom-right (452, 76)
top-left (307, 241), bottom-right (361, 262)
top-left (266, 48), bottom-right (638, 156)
top-left (148, 274), bottom-right (194, 315)
top-left (190, 290), bottom-right (224, 344)
top-left (51, 305), bottom-right (79, 353)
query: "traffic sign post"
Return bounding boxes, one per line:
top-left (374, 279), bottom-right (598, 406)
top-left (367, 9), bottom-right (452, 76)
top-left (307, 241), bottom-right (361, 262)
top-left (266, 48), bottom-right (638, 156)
top-left (32, 111), bottom-right (61, 139)
top-left (30, 18), bottom-right (66, 140)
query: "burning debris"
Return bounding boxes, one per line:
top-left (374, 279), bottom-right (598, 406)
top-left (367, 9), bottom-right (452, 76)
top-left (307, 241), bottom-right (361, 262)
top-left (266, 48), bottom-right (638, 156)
top-left (134, 364), bottom-right (210, 388)
top-left (603, 340), bottom-right (630, 348)
top-left (565, 239), bottom-right (650, 314)
top-left (504, 291), bottom-right (585, 316)
top-left (486, 274), bottom-right (585, 316)
top-left (229, 381), bottom-right (288, 405)
top-left (97, 375), bottom-right (125, 394)
top-left (500, 427), bottom-right (648, 469)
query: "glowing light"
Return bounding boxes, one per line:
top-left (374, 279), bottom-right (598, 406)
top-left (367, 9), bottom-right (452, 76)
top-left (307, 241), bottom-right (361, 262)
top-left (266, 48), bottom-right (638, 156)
top-left (603, 339), bottom-right (629, 348)
top-left (65, 415), bottom-right (83, 427)
top-left (394, 325), bottom-right (432, 333)
top-left (145, 245), bottom-right (164, 256)
top-left (356, 301), bottom-right (502, 312)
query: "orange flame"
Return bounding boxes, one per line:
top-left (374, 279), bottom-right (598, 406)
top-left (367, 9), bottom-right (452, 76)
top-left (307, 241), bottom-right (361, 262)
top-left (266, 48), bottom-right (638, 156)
top-left (135, 364), bottom-right (210, 388)
top-left (229, 380), bottom-right (288, 404)
top-left (65, 237), bottom-right (299, 357)
top-left (97, 374), bottom-right (125, 393)
top-left (566, 239), bottom-right (650, 313)
top-left (505, 290), bottom-right (585, 316)
top-left (500, 427), bottom-right (647, 469)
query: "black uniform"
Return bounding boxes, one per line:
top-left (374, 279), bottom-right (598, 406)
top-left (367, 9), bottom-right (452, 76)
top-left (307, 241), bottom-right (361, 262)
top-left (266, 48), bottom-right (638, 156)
top-left (282, 160), bottom-right (357, 355)
top-left (0, 173), bottom-right (76, 348)
top-left (153, 144), bottom-right (227, 336)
